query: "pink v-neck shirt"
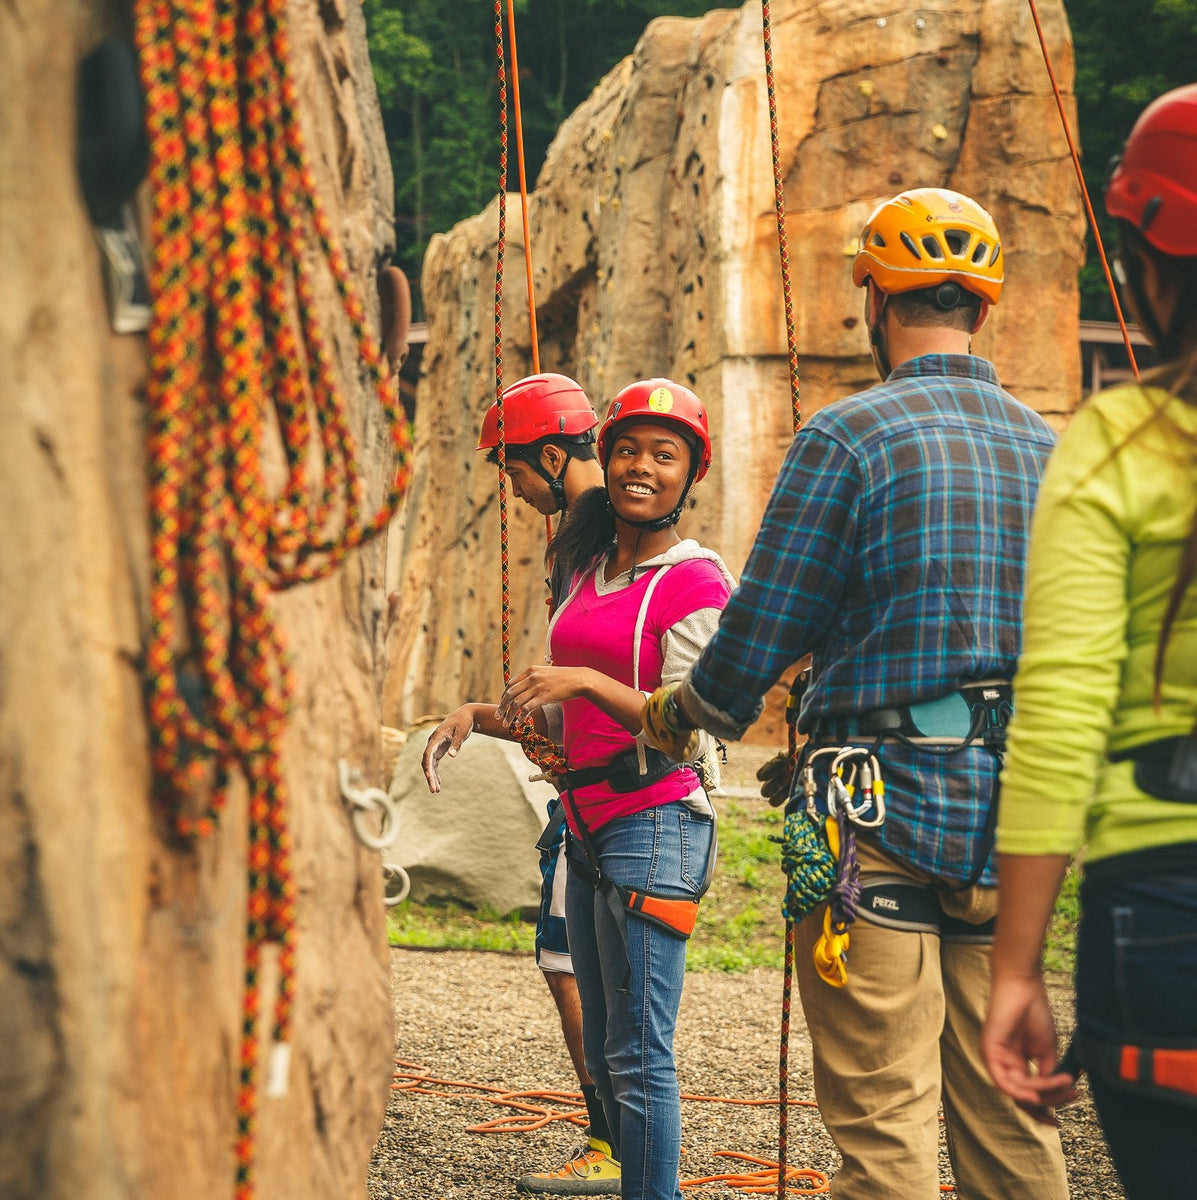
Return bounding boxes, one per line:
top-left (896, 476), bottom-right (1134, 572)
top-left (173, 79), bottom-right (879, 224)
top-left (552, 559), bottom-right (732, 831)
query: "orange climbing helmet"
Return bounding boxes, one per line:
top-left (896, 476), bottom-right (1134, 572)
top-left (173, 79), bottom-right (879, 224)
top-left (476, 372), bottom-right (598, 451)
top-left (597, 378), bottom-right (712, 482)
top-left (852, 188), bottom-right (1004, 306)
top-left (1105, 83), bottom-right (1197, 258)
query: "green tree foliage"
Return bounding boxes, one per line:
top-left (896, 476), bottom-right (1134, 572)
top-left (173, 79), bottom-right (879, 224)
top-left (363, 0), bottom-right (714, 315)
top-left (1067, 0), bottom-right (1196, 318)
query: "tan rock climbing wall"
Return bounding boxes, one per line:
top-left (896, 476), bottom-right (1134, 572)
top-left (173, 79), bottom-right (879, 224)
top-left (384, 0), bottom-right (1084, 745)
top-left (0, 1), bottom-right (398, 1197)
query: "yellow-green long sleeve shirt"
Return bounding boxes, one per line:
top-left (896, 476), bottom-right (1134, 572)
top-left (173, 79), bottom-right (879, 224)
top-left (998, 382), bottom-right (1197, 864)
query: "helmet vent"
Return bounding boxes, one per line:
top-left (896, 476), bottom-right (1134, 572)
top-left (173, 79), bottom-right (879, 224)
top-left (944, 229), bottom-right (969, 256)
top-left (870, 231), bottom-right (886, 247)
top-left (971, 241), bottom-right (990, 265)
top-left (921, 234), bottom-right (946, 260)
top-left (900, 231), bottom-right (921, 259)
top-left (989, 242), bottom-right (1002, 267)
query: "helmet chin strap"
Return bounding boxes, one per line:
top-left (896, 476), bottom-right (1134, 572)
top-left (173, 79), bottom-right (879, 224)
top-left (868, 321), bottom-right (892, 381)
top-left (867, 287), bottom-right (893, 381)
top-left (533, 455), bottom-right (569, 514)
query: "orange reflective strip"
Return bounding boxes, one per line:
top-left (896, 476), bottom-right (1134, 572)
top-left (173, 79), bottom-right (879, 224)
top-left (1118, 1045), bottom-right (1197, 1096)
top-left (1151, 1049), bottom-right (1197, 1096)
top-left (1119, 1045), bottom-right (1140, 1082)
top-left (624, 890), bottom-right (698, 937)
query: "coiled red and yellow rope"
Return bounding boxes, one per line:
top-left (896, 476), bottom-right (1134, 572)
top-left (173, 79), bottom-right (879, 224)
top-left (134, 1), bottom-right (412, 1196)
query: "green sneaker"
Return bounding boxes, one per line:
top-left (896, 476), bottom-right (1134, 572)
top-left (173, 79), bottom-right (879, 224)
top-left (515, 1138), bottom-right (621, 1195)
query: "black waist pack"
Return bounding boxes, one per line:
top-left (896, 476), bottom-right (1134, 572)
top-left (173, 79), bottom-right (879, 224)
top-left (1114, 736), bottom-right (1197, 804)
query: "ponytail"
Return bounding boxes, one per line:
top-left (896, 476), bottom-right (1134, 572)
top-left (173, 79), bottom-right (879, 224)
top-left (1147, 250), bottom-right (1197, 709)
top-left (545, 486), bottom-right (614, 585)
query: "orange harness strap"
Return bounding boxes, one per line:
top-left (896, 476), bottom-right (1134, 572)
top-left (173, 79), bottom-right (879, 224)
top-left (1120, 1045), bottom-right (1197, 1099)
top-left (621, 888), bottom-right (700, 939)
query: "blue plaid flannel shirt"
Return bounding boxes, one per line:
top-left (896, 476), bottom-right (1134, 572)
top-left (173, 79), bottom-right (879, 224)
top-left (681, 355), bottom-right (1056, 886)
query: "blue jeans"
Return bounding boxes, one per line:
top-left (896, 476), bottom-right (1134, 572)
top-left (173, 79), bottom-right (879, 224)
top-left (1076, 870), bottom-right (1197, 1200)
top-left (565, 802), bottom-right (714, 1200)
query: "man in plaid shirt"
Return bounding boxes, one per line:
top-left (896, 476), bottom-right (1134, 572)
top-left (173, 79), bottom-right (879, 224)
top-left (645, 190), bottom-right (1069, 1199)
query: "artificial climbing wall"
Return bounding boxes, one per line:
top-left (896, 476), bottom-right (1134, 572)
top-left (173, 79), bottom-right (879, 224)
top-left (384, 0), bottom-right (1085, 744)
top-left (0, 1), bottom-right (400, 1197)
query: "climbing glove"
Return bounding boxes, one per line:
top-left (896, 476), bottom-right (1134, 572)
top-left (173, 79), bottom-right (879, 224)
top-left (756, 751), bottom-right (794, 807)
top-left (641, 681), bottom-right (701, 763)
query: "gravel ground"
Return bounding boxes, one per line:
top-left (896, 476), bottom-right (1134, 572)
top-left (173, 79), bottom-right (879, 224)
top-left (368, 946), bottom-right (1123, 1198)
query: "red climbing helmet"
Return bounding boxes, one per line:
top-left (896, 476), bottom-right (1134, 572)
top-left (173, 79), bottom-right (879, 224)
top-left (1106, 83), bottom-right (1197, 257)
top-left (476, 373), bottom-right (598, 451)
top-left (597, 379), bottom-right (712, 482)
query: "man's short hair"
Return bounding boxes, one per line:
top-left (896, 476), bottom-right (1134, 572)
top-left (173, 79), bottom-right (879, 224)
top-left (889, 285), bottom-right (982, 333)
top-left (485, 434), bottom-right (598, 468)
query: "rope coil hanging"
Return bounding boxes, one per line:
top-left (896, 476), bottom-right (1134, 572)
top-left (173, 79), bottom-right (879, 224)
top-left (134, 0), bottom-right (412, 1195)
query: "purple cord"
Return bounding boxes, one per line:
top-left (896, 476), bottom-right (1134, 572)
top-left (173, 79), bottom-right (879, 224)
top-left (829, 810), bottom-right (861, 928)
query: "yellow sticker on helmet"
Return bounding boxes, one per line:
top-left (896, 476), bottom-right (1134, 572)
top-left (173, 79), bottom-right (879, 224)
top-left (647, 386), bottom-right (673, 413)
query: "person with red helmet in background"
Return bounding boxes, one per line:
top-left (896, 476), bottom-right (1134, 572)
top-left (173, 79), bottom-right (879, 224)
top-left (474, 372), bottom-right (620, 1195)
top-left (983, 84), bottom-right (1197, 1198)
top-left (424, 379), bottom-right (734, 1200)
top-left (639, 190), bottom-right (1069, 1197)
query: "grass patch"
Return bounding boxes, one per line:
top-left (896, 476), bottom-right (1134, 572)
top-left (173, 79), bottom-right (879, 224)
top-left (386, 777), bottom-right (1081, 976)
top-left (387, 899), bottom-right (535, 954)
top-left (688, 798), bottom-right (788, 972)
top-left (1044, 860), bottom-right (1081, 975)
top-left (386, 792), bottom-right (792, 971)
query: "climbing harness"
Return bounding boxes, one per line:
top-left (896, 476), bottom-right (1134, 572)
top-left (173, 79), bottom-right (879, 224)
top-left (133, 1), bottom-right (412, 1195)
top-left (834, 680), bottom-right (1012, 753)
top-left (548, 561), bottom-right (716, 944)
top-left (1072, 1035), bottom-right (1197, 1108)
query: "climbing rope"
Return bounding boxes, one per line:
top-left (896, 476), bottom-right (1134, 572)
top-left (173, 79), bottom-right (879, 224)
top-left (760, 1), bottom-right (808, 1189)
top-left (505, 0), bottom-right (541, 375)
top-left (134, 1), bottom-right (412, 1196)
top-left (1025, 0), bottom-right (1139, 378)
top-left (491, 0), bottom-right (567, 777)
top-left (761, 0), bottom-right (802, 431)
top-left (392, 1059), bottom-right (829, 1193)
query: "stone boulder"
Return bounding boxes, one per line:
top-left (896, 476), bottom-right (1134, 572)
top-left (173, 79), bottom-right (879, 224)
top-left (383, 0), bottom-right (1085, 746)
top-left (388, 723), bottom-right (559, 916)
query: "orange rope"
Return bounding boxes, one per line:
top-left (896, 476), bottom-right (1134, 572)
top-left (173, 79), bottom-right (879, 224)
top-left (135, 1), bottom-right (411, 1195)
top-left (491, 0), bottom-right (566, 773)
top-left (1025, 0), bottom-right (1139, 379)
top-left (505, 0), bottom-right (541, 375)
top-left (392, 1061), bottom-right (831, 1194)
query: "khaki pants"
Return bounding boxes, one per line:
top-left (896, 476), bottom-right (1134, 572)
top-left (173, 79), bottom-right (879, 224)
top-left (793, 841), bottom-right (1069, 1200)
